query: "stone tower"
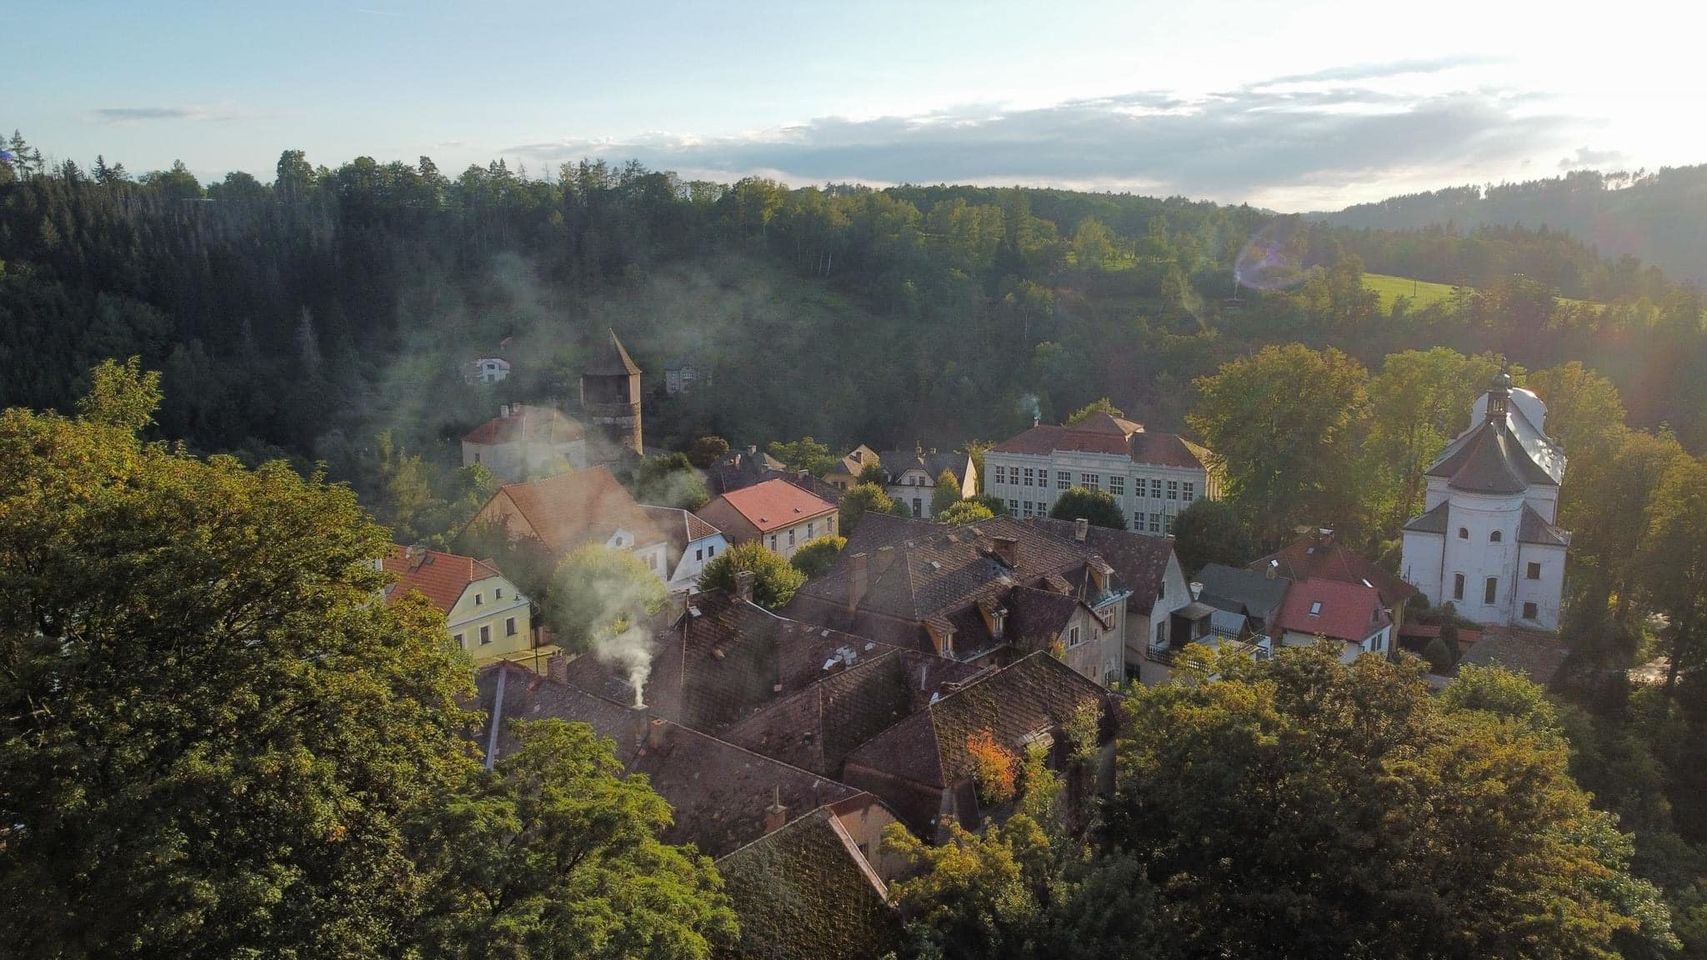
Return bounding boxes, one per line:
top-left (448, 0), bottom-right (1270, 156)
top-left (580, 329), bottom-right (643, 458)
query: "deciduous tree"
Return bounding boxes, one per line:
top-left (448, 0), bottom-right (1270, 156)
top-left (697, 541), bottom-right (805, 608)
top-left (1049, 486), bottom-right (1126, 530)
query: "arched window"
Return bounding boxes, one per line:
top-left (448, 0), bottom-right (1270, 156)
top-left (1457, 527), bottom-right (1469, 539)
top-left (1489, 530), bottom-right (1503, 542)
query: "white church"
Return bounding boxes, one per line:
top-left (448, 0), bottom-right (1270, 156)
top-left (1400, 372), bottom-right (1571, 632)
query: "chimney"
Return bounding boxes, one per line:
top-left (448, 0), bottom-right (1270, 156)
top-left (1073, 517), bottom-right (1089, 542)
top-left (991, 535), bottom-right (1019, 569)
top-left (734, 569), bottom-right (756, 604)
top-left (546, 651), bottom-right (570, 684)
top-left (764, 785), bottom-right (789, 834)
top-left (875, 545), bottom-right (896, 573)
top-left (848, 552), bottom-right (869, 611)
top-left (1033, 414), bottom-right (1041, 428)
top-left (1266, 559), bottom-right (1279, 581)
top-left (646, 716), bottom-right (668, 751)
top-left (1189, 581), bottom-right (1203, 600)
top-left (747, 444), bottom-right (759, 455)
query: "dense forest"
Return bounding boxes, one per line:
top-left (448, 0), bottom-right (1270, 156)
top-left (1317, 165), bottom-right (1707, 286)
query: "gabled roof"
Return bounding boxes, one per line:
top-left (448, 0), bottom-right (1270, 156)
top-left (1026, 518), bottom-right (1177, 611)
top-left (1425, 419), bottom-right (1557, 494)
top-left (477, 661), bottom-right (860, 858)
top-left (584, 329), bottom-right (641, 377)
top-left (1254, 530), bottom-right (1417, 608)
top-left (1273, 577), bottom-right (1389, 644)
top-left (721, 649), bottom-right (984, 776)
top-left (1403, 500), bottom-right (1451, 535)
top-left (461, 404), bottom-right (585, 446)
top-left (1518, 503), bottom-right (1571, 547)
top-left (381, 546), bottom-right (504, 613)
top-left (876, 448), bottom-right (972, 483)
top-left (485, 466), bottom-right (667, 555)
top-left (715, 805), bottom-right (904, 960)
top-left (840, 653), bottom-right (1110, 831)
top-left (1197, 563), bottom-right (1291, 621)
top-left (834, 445), bottom-right (881, 477)
top-left (990, 418), bottom-right (1213, 470)
top-left (707, 448), bottom-right (787, 494)
top-left (1458, 628), bottom-right (1569, 687)
top-left (699, 478), bottom-right (837, 534)
top-left (641, 505), bottom-right (722, 558)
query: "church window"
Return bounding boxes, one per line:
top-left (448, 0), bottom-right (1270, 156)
top-left (1484, 577), bottom-right (1498, 605)
top-left (1523, 602), bottom-right (1538, 619)
top-left (1453, 574), bottom-right (1465, 601)
top-left (1527, 562), bottom-right (1541, 580)
top-left (1457, 527), bottom-right (1469, 539)
top-left (1489, 530), bottom-right (1502, 542)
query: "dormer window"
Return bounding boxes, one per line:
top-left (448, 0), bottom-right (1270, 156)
top-left (1308, 601), bottom-right (1322, 616)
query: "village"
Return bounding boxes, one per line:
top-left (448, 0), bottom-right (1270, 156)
top-left (381, 330), bottom-right (1578, 959)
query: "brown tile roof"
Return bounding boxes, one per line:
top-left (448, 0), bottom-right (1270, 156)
top-left (559, 590), bottom-right (900, 736)
top-left (720, 650), bottom-right (985, 776)
top-left (381, 546), bottom-right (503, 613)
top-left (1458, 627), bottom-right (1568, 687)
top-left (1253, 530), bottom-right (1417, 609)
top-left (990, 419), bottom-right (1212, 470)
top-left (1027, 518), bottom-right (1177, 611)
top-left (699, 478), bottom-right (836, 535)
top-left (478, 662), bottom-right (859, 858)
top-left (641, 505), bottom-right (722, 559)
top-left (715, 806), bottom-right (903, 960)
top-left (584, 328), bottom-right (641, 377)
top-left (485, 466), bottom-right (667, 556)
top-left (706, 449), bottom-right (786, 495)
top-left (840, 652), bottom-right (1112, 834)
top-left (461, 404), bottom-right (585, 446)
top-left (1274, 578), bottom-right (1390, 644)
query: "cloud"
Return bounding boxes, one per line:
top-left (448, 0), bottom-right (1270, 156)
top-left (505, 72), bottom-right (1579, 206)
top-left (88, 105), bottom-right (242, 124)
top-left (1252, 56), bottom-right (1500, 87)
top-left (1558, 145), bottom-right (1626, 170)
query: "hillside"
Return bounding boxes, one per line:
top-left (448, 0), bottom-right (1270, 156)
top-left (1316, 166), bottom-right (1707, 286)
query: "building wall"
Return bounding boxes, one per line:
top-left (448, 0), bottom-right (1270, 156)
top-left (756, 512), bottom-right (838, 559)
top-left (984, 450), bottom-right (1209, 532)
top-left (1132, 554), bottom-right (1193, 665)
top-left (667, 534), bottom-right (729, 591)
top-left (1279, 626), bottom-right (1389, 664)
top-left (1058, 599), bottom-right (1125, 685)
top-left (446, 574), bottom-right (533, 664)
top-left (1403, 489), bottom-right (1564, 630)
top-left (461, 437), bottom-right (588, 482)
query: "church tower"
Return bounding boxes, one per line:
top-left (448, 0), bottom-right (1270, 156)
top-left (580, 329), bottom-right (643, 458)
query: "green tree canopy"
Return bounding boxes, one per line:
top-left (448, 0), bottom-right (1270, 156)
top-left (1188, 344), bottom-right (1370, 546)
top-left (1637, 454), bottom-right (1707, 691)
top-left (1063, 397), bottom-right (1123, 427)
top-left (840, 482), bottom-right (901, 534)
top-left (1049, 486), bottom-right (1126, 530)
top-left (789, 534), bottom-right (846, 579)
top-left (628, 452), bottom-right (710, 510)
top-left (1169, 498), bottom-right (1254, 575)
top-left (547, 543), bottom-right (668, 653)
top-left (940, 499), bottom-right (996, 525)
top-left (0, 363), bottom-right (478, 958)
top-left (697, 541), bottom-right (806, 609)
top-left (931, 469), bottom-right (963, 515)
top-left (687, 435), bottom-right (730, 469)
top-left (1107, 643), bottom-right (1675, 960)
top-left (767, 436), bottom-right (836, 476)
top-left (415, 719), bottom-right (737, 960)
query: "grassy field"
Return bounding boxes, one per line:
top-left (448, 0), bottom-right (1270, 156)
top-left (1363, 272), bottom-right (1460, 310)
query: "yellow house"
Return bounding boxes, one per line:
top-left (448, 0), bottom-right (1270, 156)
top-left (824, 445), bottom-right (882, 491)
top-left (383, 546), bottom-right (548, 670)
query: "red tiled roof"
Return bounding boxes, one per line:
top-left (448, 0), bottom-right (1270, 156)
top-left (991, 419), bottom-right (1212, 470)
top-left (382, 546), bottom-right (503, 613)
top-left (1253, 531), bottom-right (1417, 608)
top-left (706, 478), bottom-right (836, 533)
top-left (1274, 577), bottom-right (1389, 644)
top-left (461, 404), bottom-right (585, 446)
top-left (489, 466), bottom-right (667, 555)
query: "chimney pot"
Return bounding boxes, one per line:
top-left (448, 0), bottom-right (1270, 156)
top-left (1266, 559), bottom-right (1279, 580)
top-left (546, 652), bottom-right (570, 684)
top-left (646, 716), bottom-right (668, 751)
top-left (991, 535), bottom-right (1019, 569)
top-left (1189, 581), bottom-right (1203, 600)
top-left (764, 785), bottom-right (788, 834)
top-left (733, 569), bottom-right (756, 603)
top-left (1074, 517), bottom-right (1089, 542)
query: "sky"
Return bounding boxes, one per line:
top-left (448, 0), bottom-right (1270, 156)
top-left (10, 0), bottom-right (1707, 211)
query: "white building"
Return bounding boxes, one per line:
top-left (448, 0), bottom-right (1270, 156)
top-left (877, 447), bottom-right (978, 518)
top-left (644, 506), bottom-right (729, 593)
top-left (1399, 374), bottom-right (1570, 632)
top-left (984, 412), bottom-right (1220, 532)
top-left (461, 404), bottom-right (589, 482)
top-left (465, 357), bottom-right (511, 384)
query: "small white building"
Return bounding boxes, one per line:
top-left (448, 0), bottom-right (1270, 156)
top-left (877, 447), bottom-right (978, 518)
top-left (1272, 577), bottom-right (1393, 663)
top-left (644, 506), bottom-right (729, 592)
top-left (461, 404), bottom-right (589, 482)
top-left (1400, 374), bottom-right (1570, 632)
top-left (465, 357), bottom-right (511, 384)
top-left (984, 413), bottom-right (1219, 532)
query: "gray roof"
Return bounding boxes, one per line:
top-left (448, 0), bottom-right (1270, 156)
top-left (1459, 631), bottom-right (1569, 687)
top-left (1197, 563), bottom-right (1290, 620)
top-left (1425, 420), bottom-right (1556, 494)
top-left (584, 329), bottom-right (642, 377)
top-left (1518, 503), bottom-right (1571, 546)
top-left (1403, 500), bottom-right (1450, 534)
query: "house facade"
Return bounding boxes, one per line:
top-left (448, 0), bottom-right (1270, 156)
top-left (1400, 374), bottom-right (1570, 632)
top-left (1026, 517), bottom-right (1191, 677)
top-left (467, 466), bottom-right (671, 578)
top-left (382, 546), bottom-right (538, 667)
top-left (465, 357), bottom-right (511, 384)
top-left (877, 447), bottom-right (978, 518)
top-left (643, 505), bottom-right (728, 592)
top-left (825, 445), bottom-right (882, 491)
top-left (460, 403), bottom-right (588, 482)
top-left (696, 478), bottom-right (838, 560)
top-left (984, 413), bottom-right (1219, 533)
top-left (1273, 577), bottom-right (1393, 663)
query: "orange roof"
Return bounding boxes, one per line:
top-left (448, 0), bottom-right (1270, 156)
top-left (710, 478), bottom-right (836, 533)
top-left (462, 405), bottom-right (586, 446)
top-left (383, 546), bottom-right (504, 613)
top-left (493, 466), bottom-right (668, 555)
top-left (1275, 578), bottom-right (1390, 644)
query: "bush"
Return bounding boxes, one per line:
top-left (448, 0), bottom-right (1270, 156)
top-left (790, 534), bottom-right (846, 579)
top-left (939, 499), bottom-right (995, 525)
top-left (839, 482), bottom-right (900, 534)
top-left (687, 436), bottom-right (730, 469)
top-left (1049, 487), bottom-right (1126, 530)
top-left (697, 541), bottom-right (806, 608)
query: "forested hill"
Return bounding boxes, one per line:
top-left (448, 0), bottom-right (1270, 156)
top-left (2, 134), bottom-right (1706, 512)
top-left (1315, 165), bottom-right (1707, 285)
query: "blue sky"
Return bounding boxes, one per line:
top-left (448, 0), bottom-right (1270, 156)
top-left (11, 0), bottom-right (1706, 210)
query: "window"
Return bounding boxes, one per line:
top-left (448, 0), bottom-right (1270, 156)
top-left (505, 617), bottom-right (517, 636)
top-left (1109, 476), bottom-right (1125, 496)
top-left (1156, 621), bottom-right (1166, 643)
top-left (1067, 625), bottom-right (1083, 648)
top-left (1489, 530), bottom-right (1503, 542)
top-left (1148, 514), bottom-right (1160, 534)
top-left (1080, 473), bottom-right (1099, 490)
top-left (1034, 501), bottom-right (1045, 518)
top-left (788, 529), bottom-right (796, 547)
top-left (1453, 573), bottom-right (1465, 601)
top-left (1023, 467), bottom-right (1035, 487)
top-left (1057, 470), bottom-right (1070, 490)
top-left (474, 592), bottom-right (483, 606)
top-left (647, 554), bottom-right (658, 570)
top-left (1009, 499), bottom-right (1020, 515)
top-left (473, 452), bottom-right (481, 464)
top-left (494, 587), bottom-right (503, 599)
top-left (1162, 513), bottom-right (1175, 534)
top-left (806, 521), bottom-right (815, 538)
top-left (1183, 481), bottom-right (1195, 502)
top-left (453, 633), bottom-right (465, 649)
top-left (1309, 600), bottom-right (1322, 616)
top-left (1166, 480), bottom-right (1179, 500)
top-left (993, 465), bottom-right (1006, 485)
top-left (1150, 478), bottom-right (1163, 498)
top-left (1458, 527), bottom-right (1469, 540)
top-left (1484, 577), bottom-right (1498, 605)
top-left (479, 625), bottom-right (491, 646)
top-left (1134, 511), bottom-right (1145, 529)
top-left (769, 535), bottom-right (778, 550)
top-left (1527, 561), bottom-right (1541, 580)
top-left (707, 545), bottom-right (716, 557)
top-left (695, 547), bottom-right (704, 562)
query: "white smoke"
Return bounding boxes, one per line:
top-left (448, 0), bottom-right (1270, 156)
top-left (550, 543), bottom-right (668, 709)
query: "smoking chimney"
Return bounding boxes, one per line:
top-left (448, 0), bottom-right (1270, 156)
top-left (1073, 517), bottom-right (1089, 542)
top-left (1266, 559), bottom-right (1279, 581)
top-left (734, 569), bottom-right (756, 604)
top-left (546, 651), bottom-right (570, 684)
top-left (991, 535), bottom-right (1019, 569)
top-left (848, 552), bottom-right (869, 612)
top-left (764, 785), bottom-right (789, 834)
